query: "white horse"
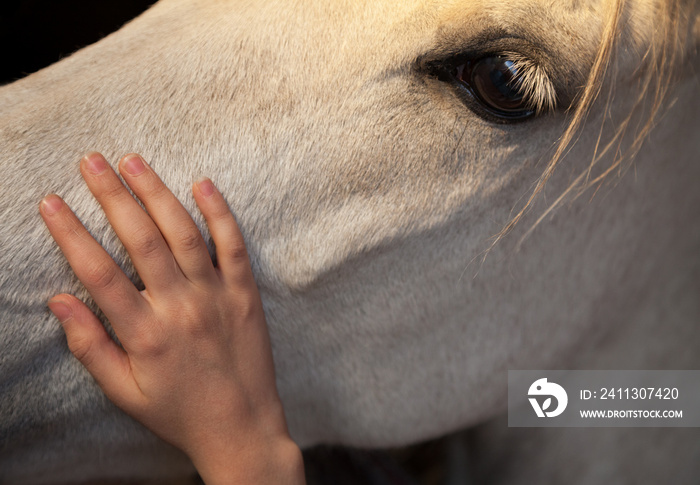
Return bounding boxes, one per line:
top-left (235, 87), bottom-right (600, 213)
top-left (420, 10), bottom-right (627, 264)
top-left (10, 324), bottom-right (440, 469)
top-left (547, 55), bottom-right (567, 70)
top-left (1, 0), bottom-right (698, 483)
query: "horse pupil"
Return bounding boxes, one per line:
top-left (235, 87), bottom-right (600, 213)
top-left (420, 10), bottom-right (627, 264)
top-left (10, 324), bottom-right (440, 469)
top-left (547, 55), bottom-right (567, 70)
top-left (490, 60), bottom-right (520, 98)
top-left (471, 56), bottom-right (528, 115)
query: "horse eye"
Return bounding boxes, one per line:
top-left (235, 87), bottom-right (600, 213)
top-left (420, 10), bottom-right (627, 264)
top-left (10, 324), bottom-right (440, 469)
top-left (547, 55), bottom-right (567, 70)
top-left (454, 56), bottom-right (535, 121)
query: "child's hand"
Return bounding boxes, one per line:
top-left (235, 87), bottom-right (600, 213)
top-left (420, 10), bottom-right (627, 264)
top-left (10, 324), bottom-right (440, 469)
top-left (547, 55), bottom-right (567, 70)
top-left (40, 152), bottom-right (304, 485)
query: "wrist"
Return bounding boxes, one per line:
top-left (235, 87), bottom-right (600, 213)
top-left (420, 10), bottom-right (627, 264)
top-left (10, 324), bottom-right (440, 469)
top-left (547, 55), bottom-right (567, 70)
top-left (193, 435), bottom-right (305, 485)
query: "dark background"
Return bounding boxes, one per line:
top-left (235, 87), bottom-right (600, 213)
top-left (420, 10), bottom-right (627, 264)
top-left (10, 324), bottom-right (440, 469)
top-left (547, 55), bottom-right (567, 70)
top-left (0, 1), bottom-right (154, 84)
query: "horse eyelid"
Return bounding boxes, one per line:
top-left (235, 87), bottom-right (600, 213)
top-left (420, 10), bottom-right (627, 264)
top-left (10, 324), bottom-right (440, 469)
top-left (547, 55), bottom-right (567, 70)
top-left (420, 52), bottom-right (557, 122)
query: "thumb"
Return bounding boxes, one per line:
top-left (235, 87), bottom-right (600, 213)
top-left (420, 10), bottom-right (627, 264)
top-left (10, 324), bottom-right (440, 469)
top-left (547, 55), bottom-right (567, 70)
top-left (48, 295), bottom-right (144, 411)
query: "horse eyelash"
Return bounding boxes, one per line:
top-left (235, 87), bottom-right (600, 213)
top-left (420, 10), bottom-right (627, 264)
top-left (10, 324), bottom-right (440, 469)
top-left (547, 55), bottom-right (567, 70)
top-left (501, 51), bottom-right (558, 114)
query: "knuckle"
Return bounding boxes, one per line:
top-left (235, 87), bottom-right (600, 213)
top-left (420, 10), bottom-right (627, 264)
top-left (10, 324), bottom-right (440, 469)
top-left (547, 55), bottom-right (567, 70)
top-left (225, 241), bottom-right (249, 262)
top-left (52, 208), bottom-right (86, 239)
top-left (234, 290), bottom-right (262, 322)
top-left (211, 204), bottom-right (233, 221)
top-left (181, 295), bottom-right (212, 328)
top-left (176, 228), bottom-right (203, 253)
top-left (130, 226), bottom-right (163, 259)
top-left (171, 293), bottom-right (219, 338)
top-left (84, 259), bottom-right (120, 291)
top-left (98, 178), bottom-right (128, 202)
top-left (66, 223), bottom-right (91, 243)
top-left (132, 323), bottom-right (168, 357)
top-left (67, 334), bottom-right (95, 368)
top-left (147, 179), bottom-right (169, 201)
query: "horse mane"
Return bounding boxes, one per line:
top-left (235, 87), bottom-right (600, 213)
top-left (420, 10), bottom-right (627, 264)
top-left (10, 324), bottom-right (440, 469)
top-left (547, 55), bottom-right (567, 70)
top-left (491, 0), bottom-right (697, 250)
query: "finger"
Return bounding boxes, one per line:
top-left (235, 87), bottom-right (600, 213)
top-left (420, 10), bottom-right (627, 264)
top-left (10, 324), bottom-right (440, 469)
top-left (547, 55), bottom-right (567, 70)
top-left (192, 178), bottom-right (257, 290)
top-left (48, 294), bottom-right (145, 411)
top-left (80, 153), bottom-right (181, 295)
top-left (118, 153), bottom-right (215, 282)
top-left (40, 194), bottom-right (149, 340)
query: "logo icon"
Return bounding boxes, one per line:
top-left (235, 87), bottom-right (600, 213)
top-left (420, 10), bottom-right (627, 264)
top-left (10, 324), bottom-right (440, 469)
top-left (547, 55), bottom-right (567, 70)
top-left (528, 378), bottom-right (568, 417)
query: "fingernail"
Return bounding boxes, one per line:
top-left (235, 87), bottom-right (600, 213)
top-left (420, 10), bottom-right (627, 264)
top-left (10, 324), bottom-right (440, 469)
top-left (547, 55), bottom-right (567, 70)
top-left (122, 154), bottom-right (146, 176)
top-left (196, 177), bottom-right (215, 197)
top-left (41, 195), bottom-right (63, 216)
top-left (48, 300), bottom-right (73, 323)
top-left (84, 152), bottom-right (107, 174)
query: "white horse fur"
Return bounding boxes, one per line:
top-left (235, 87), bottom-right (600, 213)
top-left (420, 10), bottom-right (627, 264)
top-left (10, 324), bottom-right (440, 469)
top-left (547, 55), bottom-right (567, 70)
top-left (1, 0), bottom-right (698, 483)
